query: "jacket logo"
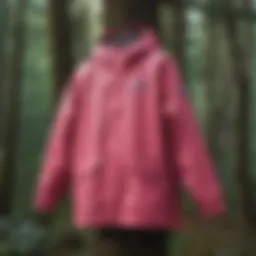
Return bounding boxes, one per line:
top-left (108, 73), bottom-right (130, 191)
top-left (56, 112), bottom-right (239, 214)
top-left (129, 79), bottom-right (145, 92)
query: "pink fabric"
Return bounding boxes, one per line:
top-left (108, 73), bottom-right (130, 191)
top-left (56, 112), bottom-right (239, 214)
top-left (34, 28), bottom-right (226, 229)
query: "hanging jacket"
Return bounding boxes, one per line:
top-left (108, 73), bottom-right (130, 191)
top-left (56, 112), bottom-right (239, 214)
top-left (34, 28), bottom-right (226, 229)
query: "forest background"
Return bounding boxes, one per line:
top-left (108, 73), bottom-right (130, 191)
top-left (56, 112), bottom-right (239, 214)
top-left (0, 0), bottom-right (256, 255)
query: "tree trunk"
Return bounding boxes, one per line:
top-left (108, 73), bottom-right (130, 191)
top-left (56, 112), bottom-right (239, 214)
top-left (47, 0), bottom-right (73, 103)
top-left (0, 0), bottom-right (10, 151)
top-left (71, 1), bottom-right (90, 60)
top-left (224, 0), bottom-right (256, 230)
top-left (0, 0), bottom-right (29, 216)
top-left (171, 0), bottom-right (187, 78)
top-left (204, 4), bottom-right (220, 152)
top-left (204, 1), bottom-right (234, 178)
top-left (0, 0), bottom-right (9, 97)
top-left (45, 0), bottom-right (74, 246)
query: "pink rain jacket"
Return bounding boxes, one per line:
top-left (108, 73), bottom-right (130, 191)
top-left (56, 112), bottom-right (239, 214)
top-left (34, 28), bottom-right (226, 229)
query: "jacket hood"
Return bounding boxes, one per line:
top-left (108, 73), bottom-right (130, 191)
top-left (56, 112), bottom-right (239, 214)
top-left (92, 27), bottom-right (160, 70)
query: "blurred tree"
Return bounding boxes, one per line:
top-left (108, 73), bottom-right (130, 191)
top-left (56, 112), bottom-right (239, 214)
top-left (171, 0), bottom-right (187, 78)
top-left (204, 1), bottom-right (220, 155)
top-left (225, 0), bottom-right (256, 230)
top-left (203, 1), bottom-right (235, 192)
top-left (0, 0), bottom-right (9, 97)
top-left (71, 0), bottom-right (90, 60)
top-left (47, 0), bottom-right (73, 103)
top-left (0, 0), bottom-right (29, 216)
top-left (0, 0), bottom-right (10, 157)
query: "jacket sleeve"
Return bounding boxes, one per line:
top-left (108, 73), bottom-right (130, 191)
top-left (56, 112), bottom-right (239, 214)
top-left (33, 77), bottom-right (78, 213)
top-left (160, 57), bottom-right (226, 217)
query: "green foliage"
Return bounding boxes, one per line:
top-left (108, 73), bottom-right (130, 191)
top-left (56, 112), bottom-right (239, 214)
top-left (15, 0), bottom-right (51, 212)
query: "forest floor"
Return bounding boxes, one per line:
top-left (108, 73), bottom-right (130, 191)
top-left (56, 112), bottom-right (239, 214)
top-left (173, 214), bottom-right (255, 256)
top-left (48, 213), bottom-right (255, 256)
top-left (0, 213), bottom-right (255, 255)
